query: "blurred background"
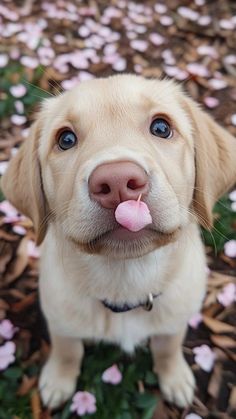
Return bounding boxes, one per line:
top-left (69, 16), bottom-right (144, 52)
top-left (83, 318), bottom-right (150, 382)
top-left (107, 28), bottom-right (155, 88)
top-left (0, 1), bottom-right (235, 418)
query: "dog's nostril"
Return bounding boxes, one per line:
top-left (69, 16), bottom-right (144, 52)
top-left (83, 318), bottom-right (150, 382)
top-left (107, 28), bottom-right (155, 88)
top-left (100, 183), bottom-right (111, 194)
top-left (127, 179), bottom-right (139, 190)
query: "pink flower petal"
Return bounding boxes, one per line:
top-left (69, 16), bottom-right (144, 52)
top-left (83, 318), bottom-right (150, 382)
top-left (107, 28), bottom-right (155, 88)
top-left (78, 7), bottom-right (96, 17)
top-left (231, 202), bottom-right (236, 211)
top-left (186, 63), bottom-right (209, 77)
top-left (188, 313), bottom-right (203, 329)
top-left (38, 46), bottom-right (55, 60)
top-left (11, 114), bottom-right (27, 126)
top-left (27, 240), bottom-right (40, 258)
top-left (0, 201), bottom-right (18, 218)
top-left (134, 64), bottom-right (143, 73)
top-left (224, 55), bottom-right (236, 65)
top-left (53, 34), bottom-right (67, 44)
top-left (0, 341), bottom-right (16, 370)
top-left (0, 53), bottom-right (9, 68)
top-left (231, 114), bottom-right (236, 126)
top-left (78, 71), bottom-right (94, 82)
top-left (159, 15), bottom-right (173, 26)
top-left (175, 69), bottom-right (188, 80)
top-left (98, 26), bottom-right (112, 38)
top-left (198, 15), bottom-right (211, 26)
top-left (61, 77), bottom-right (79, 90)
top-left (229, 190), bottom-right (236, 201)
top-left (12, 225), bottom-right (26, 235)
top-left (10, 48), bottom-right (20, 60)
top-left (208, 78), bottom-right (227, 90)
top-left (112, 57), bottom-right (127, 72)
top-left (219, 19), bottom-right (235, 30)
top-left (162, 55), bottom-right (175, 65)
top-left (224, 240), bottom-right (236, 258)
top-left (78, 25), bottom-right (91, 37)
top-left (103, 53), bottom-right (120, 65)
top-left (149, 32), bottom-right (165, 46)
top-left (104, 44), bottom-right (117, 56)
top-left (0, 319), bottom-right (18, 340)
top-left (20, 56), bottom-right (39, 69)
top-left (134, 25), bottom-right (146, 34)
top-left (154, 4), bottom-right (167, 14)
top-left (130, 39), bottom-right (148, 52)
top-left (195, 0), bottom-right (205, 5)
top-left (0, 161), bottom-right (8, 175)
top-left (87, 403), bottom-right (97, 414)
top-left (70, 391), bottom-right (97, 415)
top-left (197, 45), bottom-right (218, 59)
top-left (164, 66), bottom-right (188, 80)
top-left (104, 6), bottom-right (122, 19)
top-left (178, 7), bottom-right (199, 21)
top-left (203, 96), bottom-right (219, 108)
top-left (217, 283), bottom-right (236, 307)
top-left (185, 414), bottom-right (202, 419)
top-left (115, 199), bottom-right (152, 232)
top-left (164, 66), bottom-right (180, 77)
top-left (21, 128), bottom-right (30, 138)
top-left (102, 364), bottom-right (122, 384)
top-left (193, 344), bottom-right (216, 372)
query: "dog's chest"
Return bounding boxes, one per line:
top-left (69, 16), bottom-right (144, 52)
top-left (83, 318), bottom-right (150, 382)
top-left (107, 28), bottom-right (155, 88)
top-left (40, 227), bottom-right (206, 352)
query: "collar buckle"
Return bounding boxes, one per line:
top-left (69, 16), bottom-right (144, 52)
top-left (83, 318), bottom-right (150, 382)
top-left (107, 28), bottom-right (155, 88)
top-left (143, 293), bottom-right (154, 311)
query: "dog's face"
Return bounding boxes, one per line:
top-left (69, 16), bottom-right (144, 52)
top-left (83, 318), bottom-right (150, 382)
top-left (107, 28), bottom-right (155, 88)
top-left (39, 76), bottom-right (195, 258)
top-left (2, 75), bottom-right (236, 258)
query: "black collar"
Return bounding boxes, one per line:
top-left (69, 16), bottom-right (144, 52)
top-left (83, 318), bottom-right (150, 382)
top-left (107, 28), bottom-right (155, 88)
top-left (102, 293), bottom-right (161, 313)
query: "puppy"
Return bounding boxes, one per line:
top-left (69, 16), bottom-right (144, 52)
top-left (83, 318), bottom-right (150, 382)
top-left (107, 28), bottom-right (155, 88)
top-left (2, 75), bottom-right (236, 409)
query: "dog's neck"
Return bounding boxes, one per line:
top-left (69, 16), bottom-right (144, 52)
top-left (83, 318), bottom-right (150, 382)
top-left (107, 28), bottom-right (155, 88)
top-left (102, 292), bottom-right (162, 313)
top-left (72, 244), bottom-right (175, 307)
top-left (45, 225), bottom-right (178, 307)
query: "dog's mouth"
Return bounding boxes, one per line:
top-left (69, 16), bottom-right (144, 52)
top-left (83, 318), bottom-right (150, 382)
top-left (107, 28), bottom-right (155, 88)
top-left (107, 226), bottom-right (152, 240)
top-left (71, 225), bottom-right (180, 258)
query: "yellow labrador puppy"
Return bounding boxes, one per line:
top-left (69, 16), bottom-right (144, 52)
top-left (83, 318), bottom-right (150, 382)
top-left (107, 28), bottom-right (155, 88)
top-left (2, 75), bottom-right (236, 409)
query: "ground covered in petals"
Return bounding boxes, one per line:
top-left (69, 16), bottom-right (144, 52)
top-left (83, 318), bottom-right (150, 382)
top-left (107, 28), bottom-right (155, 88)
top-left (0, 0), bottom-right (236, 418)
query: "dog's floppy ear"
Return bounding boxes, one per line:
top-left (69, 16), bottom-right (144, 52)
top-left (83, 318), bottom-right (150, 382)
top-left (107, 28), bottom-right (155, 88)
top-left (1, 119), bottom-right (48, 245)
top-left (183, 97), bottom-right (236, 229)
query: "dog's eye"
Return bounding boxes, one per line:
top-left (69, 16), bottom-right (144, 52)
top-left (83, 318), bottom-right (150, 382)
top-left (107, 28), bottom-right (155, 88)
top-left (58, 130), bottom-right (77, 150)
top-left (150, 118), bottom-right (172, 139)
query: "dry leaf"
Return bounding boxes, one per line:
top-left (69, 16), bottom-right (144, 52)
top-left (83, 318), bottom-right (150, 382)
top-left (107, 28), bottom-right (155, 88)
top-left (30, 389), bottom-right (42, 419)
top-left (203, 303), bottom-right (221, 317)
top-left (152, 396), bottom-right (170, 419)
top-left (203, 315), bottom-right (236, 334)
top-left (3, 237), bottom-right (29, 284)
top-left (17, 375), bottom-right (37, 396)
top-left (207, 363), bottom-right (222, 399)
top-left (208, 271), bottom-right (234, 287)
top-left (229, 386), bottom-right (236, 410)
top-left (0, 230), bottom-right (19, 241)
top-left (203, 290), bottom-right (218, 307)
top-left (0, 241), bottom-right (13, 274)
top-left (211, 334), bottom-right (236, 349)
top-left (11, 292), bottom-right (36, 312)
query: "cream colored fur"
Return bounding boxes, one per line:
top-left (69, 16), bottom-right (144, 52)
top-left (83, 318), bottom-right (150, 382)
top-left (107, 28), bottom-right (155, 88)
top-left (2, 75), bottom-right (236, 409)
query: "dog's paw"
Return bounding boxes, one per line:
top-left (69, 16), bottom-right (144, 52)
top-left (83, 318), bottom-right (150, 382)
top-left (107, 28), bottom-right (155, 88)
top-left (157, 356), bottom-right (195, 408)
top-left (39, 359), bottom-right (77, 409)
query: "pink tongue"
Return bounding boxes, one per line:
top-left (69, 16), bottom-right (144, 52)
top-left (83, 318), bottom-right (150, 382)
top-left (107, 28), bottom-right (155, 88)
top-left (115, 200), bottom-right (152, 232)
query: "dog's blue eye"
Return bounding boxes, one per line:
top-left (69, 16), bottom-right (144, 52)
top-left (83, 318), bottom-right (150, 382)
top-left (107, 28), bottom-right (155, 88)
top-left (58, 130), bottom-right (77, 150)
top-left (150, 118), bottom-right (172, 139)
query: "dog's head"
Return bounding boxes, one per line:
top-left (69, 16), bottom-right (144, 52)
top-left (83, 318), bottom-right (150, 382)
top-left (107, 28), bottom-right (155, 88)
top-left (2, 75), bottom-right (236, 258)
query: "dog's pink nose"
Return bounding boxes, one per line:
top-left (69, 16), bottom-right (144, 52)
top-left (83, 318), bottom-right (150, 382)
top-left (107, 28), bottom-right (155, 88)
top-left (89, 162), bottom-right (149, 209)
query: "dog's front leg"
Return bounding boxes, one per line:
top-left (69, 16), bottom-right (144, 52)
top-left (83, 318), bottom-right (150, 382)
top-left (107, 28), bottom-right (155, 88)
top-left (39, 334), bottom-right (84, 409)
top-left (150, 329), bottom-right (195, 408)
